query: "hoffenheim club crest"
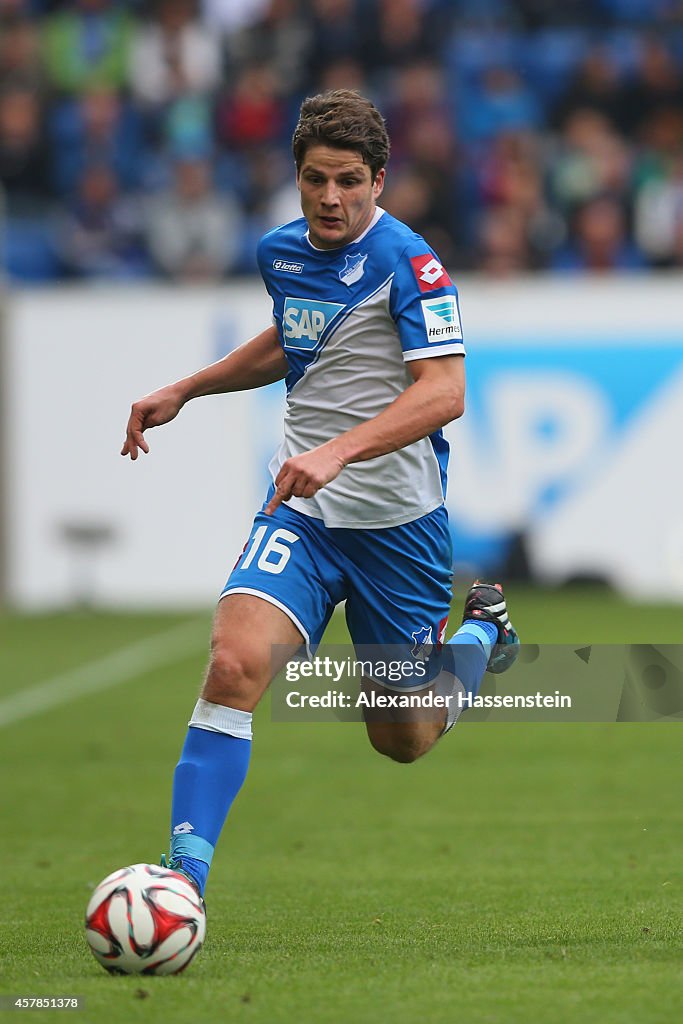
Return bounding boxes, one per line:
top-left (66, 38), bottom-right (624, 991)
top-left (339, 252), bottom-right (368, 286)
top-left (411, 625), bottom-right (434, 660)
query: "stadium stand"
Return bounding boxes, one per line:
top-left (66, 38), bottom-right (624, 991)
top-left (1, 0), bottom-right (683, 282)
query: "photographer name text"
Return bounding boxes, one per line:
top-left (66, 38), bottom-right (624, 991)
top-left (284, 689), bottom-right (573, 710)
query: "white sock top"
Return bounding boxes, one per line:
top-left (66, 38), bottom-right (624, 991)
top-left (189, 698), bottom-right (253, 740)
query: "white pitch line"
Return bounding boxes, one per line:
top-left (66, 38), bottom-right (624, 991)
top-left (0, 618), bottom-right (209, 728)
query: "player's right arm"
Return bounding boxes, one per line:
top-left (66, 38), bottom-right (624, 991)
top-left (121, 325), bottom-right (287, 460)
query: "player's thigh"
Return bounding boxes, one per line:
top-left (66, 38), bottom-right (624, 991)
top-left (341, 505), bottom-right (453, 652)
top-left (202, 592), bottom-right (304, 711)
top-left (223, 499), bottom-right (343, 648)
top-left (207, 500), bottom-right (343, 709)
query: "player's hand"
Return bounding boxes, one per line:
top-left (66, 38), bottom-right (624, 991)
top-left (265, 444), bottom-right (347, 515)
top-left (121, 384), bottom-right (186, 460)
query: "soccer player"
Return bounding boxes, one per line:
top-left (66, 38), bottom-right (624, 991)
top-left (121, 91), bottom-right (519, 898)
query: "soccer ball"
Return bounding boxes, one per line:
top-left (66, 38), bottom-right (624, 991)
top-left (84, 863), bottom-right (206, 975)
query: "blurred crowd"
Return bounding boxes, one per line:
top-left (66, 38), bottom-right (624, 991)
top-left (2, 0), bottom-right (683, 283)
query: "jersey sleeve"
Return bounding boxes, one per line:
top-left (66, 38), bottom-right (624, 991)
top-left (256, 233), bottom-right (278, 329)
top-left (256, 234), bottom-right (272, 295)
top-left (389, 245), bottom-right (465, 362)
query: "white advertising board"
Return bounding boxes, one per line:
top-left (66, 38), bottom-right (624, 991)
top-left (4, 276), bottom-right (682, 607)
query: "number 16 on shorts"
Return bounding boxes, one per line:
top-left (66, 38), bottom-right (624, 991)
top-left (240, 526), bottom-right (300, 575)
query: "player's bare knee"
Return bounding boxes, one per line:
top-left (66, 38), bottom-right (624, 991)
top-left (202, 644), bottom-right (263, 707)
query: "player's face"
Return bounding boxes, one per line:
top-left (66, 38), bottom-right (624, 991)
top-left (297, 145), bottom-right (385, 250)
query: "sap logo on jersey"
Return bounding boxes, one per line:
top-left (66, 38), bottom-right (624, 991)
top-left (421, 296), bottom-right (462, 342)
top-left (283, 298), bottom-right (345, 350)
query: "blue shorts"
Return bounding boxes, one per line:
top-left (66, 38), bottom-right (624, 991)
top-left (221, 492), bottom-right (453, 664)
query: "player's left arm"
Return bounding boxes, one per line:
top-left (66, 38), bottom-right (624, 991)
top-left (265, 355), bottom-right (464, 514)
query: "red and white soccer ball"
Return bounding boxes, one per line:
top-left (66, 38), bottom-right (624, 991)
top-left (85, 863), bottom-right (206, 975)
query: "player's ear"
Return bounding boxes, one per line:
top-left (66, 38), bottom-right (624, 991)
top-left (373, 168), bottom-right (385, 199)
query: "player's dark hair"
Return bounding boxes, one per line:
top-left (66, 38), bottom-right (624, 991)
top-left (292, 90), bottom-right (390, 180)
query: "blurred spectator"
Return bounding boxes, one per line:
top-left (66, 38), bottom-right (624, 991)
top-left (620, 36), bottom-right (683, 135)
top-left (477, 132), bottom-right (540, 211)
top-left (0, 86), bottom-right (50, 213)
top-left (162, 94), bottom-right (213, 164)
top-left (226, 0), bottom-right (312, 94)
top-left (474, 131), bottom-right (561, 262)
top-left (638, 106), bottom-right (683, 168)
top-left (385, 62), bottom-right (451, 164)
top-left (0, 0), bottom-right (20, 19)
top-left (129, 0), bottom-right (221, 109)
top-left (383, 166), bottom-right (460, 266)
top-left (552, 194), bottom-right (645, 270)
top-left (476, 206), bottom-right (532, 276)
top-left (42, 0), bottom-right (133, 96)
top-left (200, 0), bottom-right (269, 35)
top-left (597, 0), bottom-right (676, 27)
top-left (383, 167), bottom-right (432, 227)
top-left (216, 65), bottom-right (285, 152)
top-left (307, 0), bottom-right (370, 84)
top-left (460, 67), bottom-right (542, 142)
top-left (0, 17), bottom-right (44, 93)
top-left (318, 55), bottom-right (367, 94)
top-left (513, 1), bottom-right (600, 27)
top-left (366, 0), bottom-right (441, 70)
top-left (669, 215), bottom-right (683, 267)
top-left (632, 105), bottom-right (683, 248)
top-left (634, 151), bottom-right (683, 265)
top-left (49, 88), bottom-right (144, 196)
top-left (550, 108), bottom-right (632, 211)
top-left (0, 0), bottom-right (40, 24)
top-left (265, 174), bottom-right (303, 231)
top-left (144, 156), bottom-right (242, 281)
top-left (53, 162), bottom-right (147, 279)
top-left (403, 118), bottom-right (462, 261)
top-left (552, 47), bottom-right (629, 131)
top-left (238, 144), bottom-right (295, 259)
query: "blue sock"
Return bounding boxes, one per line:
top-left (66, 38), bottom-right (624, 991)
top-left (170, 702), bottom-right (252, 896)
top-left (446, 618), bottom-right (498, 699)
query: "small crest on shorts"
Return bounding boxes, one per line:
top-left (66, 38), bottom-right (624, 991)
top-left (411, 625), bottom-right (434, 661)
top-left (339, 252), bottom-right (368, 286)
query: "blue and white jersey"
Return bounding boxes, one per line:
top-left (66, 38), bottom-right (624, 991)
top-left (257, 207), bottom-right (465, 529)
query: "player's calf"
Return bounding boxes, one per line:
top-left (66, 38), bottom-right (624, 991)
top-left (165, 594), bottom-right (305, 896)
top-left (366, 718), bottom-right (444, 763)
top-left (362, 678), bottom-right (446, 762)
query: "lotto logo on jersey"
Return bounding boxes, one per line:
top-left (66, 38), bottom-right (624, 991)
top-left (282, 298), bottom-right (345, 350)
top-left (273, 259), bottom-right (304, 274)
top-left (410, 254), bottom-right (452, 292)
top-left (421, 296), bottom-right (462, 342)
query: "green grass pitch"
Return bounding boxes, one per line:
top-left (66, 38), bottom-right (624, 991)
top-left (0, 586), bottom-right (681, 1023)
